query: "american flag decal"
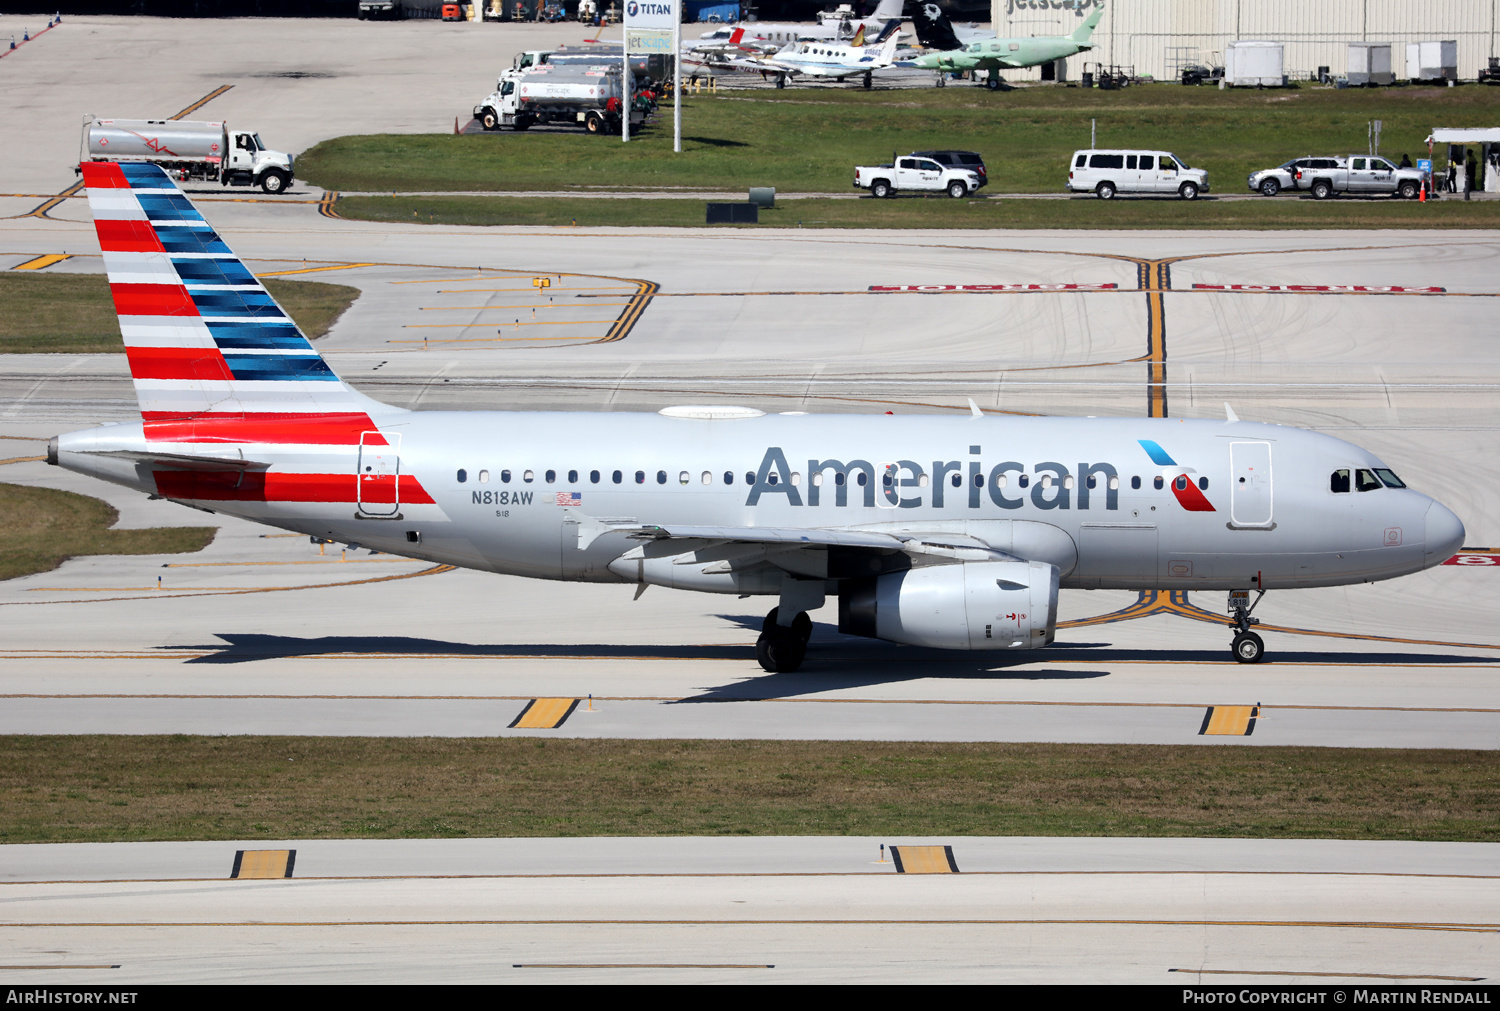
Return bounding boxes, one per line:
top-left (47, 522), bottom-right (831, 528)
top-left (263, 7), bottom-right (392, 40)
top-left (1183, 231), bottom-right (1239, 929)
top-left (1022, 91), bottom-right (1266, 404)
top-left (556, 492), bottom-right (581, 506)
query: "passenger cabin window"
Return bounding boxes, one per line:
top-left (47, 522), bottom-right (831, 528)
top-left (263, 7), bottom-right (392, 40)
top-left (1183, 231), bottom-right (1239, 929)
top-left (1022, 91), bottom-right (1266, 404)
top-left (612, 470), bottom-right (623, 484)
top-left (1126, 155), bottom-right (1137, 170)
top-left (1139, 155), bottom-right (1154, 170)
top-left (1089, 154), bottom-right (1124, 169)
top-left (1008, 42), bottom-right (1019, 50)
top-left (568, 469), bottom-right (578, 483)
top-left (724, 471), bottom-right (734, 484)
top-left (590, 470), bottom-right (600, 483)
top-left (1331, 469), bottom-right (1350, 493)
top-left (523, 470), bottom-right (534, 483)
top-left (1355, 468), bottom-right (1382, 492)
top-left (1153, 476), bottom-right (1164, 490)
top-left (1075, 154), bottom-right (1086, 168)
top-left (1199, 477), bottom-right (1209, 490)
top-left (479, 469), bottom-right (491, 484)
top-left (545, 469), bottom-right (556, 483)
top-left (636, 470), bottom-right (646, 484)
top-left (1131, 476), bottom-right (1141, 489)
top-left (499, 469), bottom-right (510, 483)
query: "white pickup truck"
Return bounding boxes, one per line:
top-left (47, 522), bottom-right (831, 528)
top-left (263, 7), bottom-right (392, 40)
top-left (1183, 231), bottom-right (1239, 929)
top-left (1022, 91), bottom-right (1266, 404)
top-left (854, 156), bottom-right (982, 198)
top-left (1295, 156), bottom-right (1424, 200)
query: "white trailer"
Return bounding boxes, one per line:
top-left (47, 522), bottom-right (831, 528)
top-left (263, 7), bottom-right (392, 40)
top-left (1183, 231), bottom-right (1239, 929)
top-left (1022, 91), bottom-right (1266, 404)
top-left (1348, 42), bottom-right (1394, 86)
top-left (1224, 41), bottom-right (1285, 87)
top-left (1407, 41), bottom-right (1458, 83)
top-left (474, 64), bottom-right (644, 134)
top-left (81, 118), bottom-right (294, 193)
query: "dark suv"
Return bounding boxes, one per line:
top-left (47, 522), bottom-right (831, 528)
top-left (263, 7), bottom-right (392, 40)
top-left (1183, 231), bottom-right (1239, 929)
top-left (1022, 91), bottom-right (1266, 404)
top-left (909, 150), bottom-right (987, 189)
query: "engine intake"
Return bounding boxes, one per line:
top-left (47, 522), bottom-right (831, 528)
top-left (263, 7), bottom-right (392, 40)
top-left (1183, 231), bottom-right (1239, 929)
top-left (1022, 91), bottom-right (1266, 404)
top-left (838, 560), bottom-right (1059, 650)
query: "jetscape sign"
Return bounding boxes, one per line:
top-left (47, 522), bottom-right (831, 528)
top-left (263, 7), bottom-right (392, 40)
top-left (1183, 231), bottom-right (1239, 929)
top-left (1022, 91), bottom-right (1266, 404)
top-left (1192, 283), bottom-right (1446, 294)
top-left (870, 283), bottom-right (1118, 292)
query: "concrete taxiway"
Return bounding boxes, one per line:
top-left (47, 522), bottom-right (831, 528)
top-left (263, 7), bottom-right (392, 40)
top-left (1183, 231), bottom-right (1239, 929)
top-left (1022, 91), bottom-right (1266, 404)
top-left (0, 836), bottom-right (1495, 984)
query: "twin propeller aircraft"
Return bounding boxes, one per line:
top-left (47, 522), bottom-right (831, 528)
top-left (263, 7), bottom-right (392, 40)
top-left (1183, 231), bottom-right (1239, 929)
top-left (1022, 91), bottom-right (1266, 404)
top-left (51, 162), bottom-right (1465, 671)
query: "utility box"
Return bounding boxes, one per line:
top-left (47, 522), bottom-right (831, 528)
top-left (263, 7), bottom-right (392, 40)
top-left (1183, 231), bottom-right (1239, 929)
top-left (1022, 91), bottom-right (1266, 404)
top-left (748, 187), bottom-right (775, 208)
top-left (1406, 40), bottom-right (1458, 83)
top-left (1224, 41), bottom-right (1284, 87)
top-left (1348, 42), bottom-right (1394, 86)
top-left (706, 202), bottom-right (758, 224)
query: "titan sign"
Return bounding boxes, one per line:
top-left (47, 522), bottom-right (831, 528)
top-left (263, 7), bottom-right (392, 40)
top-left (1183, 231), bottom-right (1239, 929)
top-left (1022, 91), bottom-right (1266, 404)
top-left (624, 0), bottom-right (676, 29)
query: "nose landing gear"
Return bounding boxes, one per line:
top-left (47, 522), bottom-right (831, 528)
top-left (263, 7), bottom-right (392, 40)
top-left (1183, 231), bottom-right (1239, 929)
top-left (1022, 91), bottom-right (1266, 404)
top-left (756, 606), bottom-right (812, 672)
top-left (1229, 589), bottom-right (1266, 663)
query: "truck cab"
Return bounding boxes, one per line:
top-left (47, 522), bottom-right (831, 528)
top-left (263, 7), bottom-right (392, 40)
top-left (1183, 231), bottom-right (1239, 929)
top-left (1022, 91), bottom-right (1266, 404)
top-left (221, 129), bottom-right (295, 194)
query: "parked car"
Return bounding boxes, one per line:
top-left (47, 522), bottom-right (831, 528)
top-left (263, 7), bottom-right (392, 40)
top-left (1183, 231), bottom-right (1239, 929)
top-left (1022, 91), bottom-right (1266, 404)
top-left (1067, 149), bottom-right (1209, 200)
top-left (1247, 157), bottom-right (1339, 196)
top-left (909, 150), bottom-right (988, 189)
top-left (1294, 156), bottom-right (1424, 199)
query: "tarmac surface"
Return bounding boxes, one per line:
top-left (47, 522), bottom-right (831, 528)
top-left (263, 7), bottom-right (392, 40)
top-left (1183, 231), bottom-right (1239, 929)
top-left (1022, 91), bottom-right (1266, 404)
top-left (0, 835), bottom-right (1495, 984)
top-left (2, 15), bottom-right (1498, 984)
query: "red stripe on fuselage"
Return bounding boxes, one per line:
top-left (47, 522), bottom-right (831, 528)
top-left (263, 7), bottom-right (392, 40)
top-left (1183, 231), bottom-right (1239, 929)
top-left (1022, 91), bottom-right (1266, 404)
top-left (143, 414), bottom-right (387, 446)
top-left (1171, 475), bottom-right (1216, 512)
top-left (79, 162), bottom-right (130, 189)
top-left (95, 219), bottom-right (165, 253)
top-left (151, 470), bottom-right (433, 505)
top-left (111, 282), bottom-right (198, 317)
top-left (125, 347), bottom-right (234, 382)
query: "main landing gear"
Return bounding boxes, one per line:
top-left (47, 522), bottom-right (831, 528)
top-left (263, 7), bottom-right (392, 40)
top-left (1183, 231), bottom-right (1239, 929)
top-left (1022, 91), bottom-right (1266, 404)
top-left (756, 606), bottom-right (812, 673)
top-left (1228, 589), bottom-right (1266, 663)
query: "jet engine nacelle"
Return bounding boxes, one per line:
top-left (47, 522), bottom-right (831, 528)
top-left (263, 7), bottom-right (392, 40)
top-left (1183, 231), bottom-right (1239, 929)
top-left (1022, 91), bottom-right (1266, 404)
top-left (838, 560), bottom-right (1059, 650)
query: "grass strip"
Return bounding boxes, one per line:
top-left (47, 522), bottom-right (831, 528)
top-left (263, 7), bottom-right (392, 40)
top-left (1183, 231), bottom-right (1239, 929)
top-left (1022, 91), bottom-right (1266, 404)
top-left (0, 275), bottom-right (360, 354)
top-left (2, 737), bottom-right (1495, 843)
top-left (0, 483), bottom-right (215, 581)
top-left (337, 192), bottom-right (1500, 230)
top-left (297, 83), bottom-right (1500, 196)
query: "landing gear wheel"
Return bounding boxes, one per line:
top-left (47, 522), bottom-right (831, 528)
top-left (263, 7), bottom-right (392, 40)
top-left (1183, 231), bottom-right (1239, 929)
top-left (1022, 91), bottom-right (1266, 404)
top-left (762, 607), bottom-right (812, 644)
top-left (755, 629), bottom-right (807, 672)
top-left (985, 76), bottom-right (1000, 91)
top-left (1231, 631), bottom-right (1265, 664)
top-left (776, 73), bottom-right (787, 89)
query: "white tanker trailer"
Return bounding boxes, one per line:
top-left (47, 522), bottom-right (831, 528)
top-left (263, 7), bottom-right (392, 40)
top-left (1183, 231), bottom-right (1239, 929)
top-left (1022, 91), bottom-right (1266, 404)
top-left (80, 118), bottom-right (295, 194)
top-left (474, 64), bottom-right (645, 134)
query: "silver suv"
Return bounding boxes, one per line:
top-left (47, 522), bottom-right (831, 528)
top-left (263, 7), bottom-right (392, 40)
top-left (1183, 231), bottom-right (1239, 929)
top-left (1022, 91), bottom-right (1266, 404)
top-left (1248, 157), bottom-right (1338, 197)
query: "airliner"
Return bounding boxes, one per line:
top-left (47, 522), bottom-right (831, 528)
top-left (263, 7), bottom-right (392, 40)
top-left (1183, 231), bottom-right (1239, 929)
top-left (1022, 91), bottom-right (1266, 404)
top-left (51, 162), bottom-right (1466, 672)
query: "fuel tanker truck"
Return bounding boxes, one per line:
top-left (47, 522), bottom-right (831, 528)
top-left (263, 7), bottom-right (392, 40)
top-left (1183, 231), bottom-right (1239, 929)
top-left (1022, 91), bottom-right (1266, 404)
top-left (79, 118), bottom-right (295, 193)
top-left (473, 64), bottom-right (645, 135)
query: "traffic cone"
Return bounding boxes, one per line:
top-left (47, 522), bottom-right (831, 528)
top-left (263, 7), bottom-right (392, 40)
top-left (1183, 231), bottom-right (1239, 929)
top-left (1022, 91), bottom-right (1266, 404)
top-left (1420, 182), bottom-right (1426, 203)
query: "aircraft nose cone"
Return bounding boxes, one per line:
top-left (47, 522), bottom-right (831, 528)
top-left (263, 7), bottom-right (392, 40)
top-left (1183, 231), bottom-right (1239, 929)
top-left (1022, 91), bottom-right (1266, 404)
top-left (1424, 500), bottom-right (1465, 565)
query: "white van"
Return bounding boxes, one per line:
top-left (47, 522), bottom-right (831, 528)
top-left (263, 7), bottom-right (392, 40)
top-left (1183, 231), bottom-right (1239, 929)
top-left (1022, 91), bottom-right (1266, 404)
top-left (1067, 149), bottom-right (1210, 200)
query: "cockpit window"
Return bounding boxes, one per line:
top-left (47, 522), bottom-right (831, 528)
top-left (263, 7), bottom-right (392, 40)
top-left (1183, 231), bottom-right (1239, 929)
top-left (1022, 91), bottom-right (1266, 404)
top-left (1330, 469), bottom-right (1350, 493)
top-left (1374, 468), bottom-right (1406, 488)
top-left (1355, 468), bottom-right (1382, 492)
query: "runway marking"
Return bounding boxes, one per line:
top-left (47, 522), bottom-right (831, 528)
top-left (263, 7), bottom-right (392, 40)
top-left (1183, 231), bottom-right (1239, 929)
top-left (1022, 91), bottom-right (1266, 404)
top-left (255, 263), bottom-right (375, 277)
top-left (1191, 283), bottom-right (1448, 295)
top-left (1444, 547), bottom-right (1500, 567)
top-left (4, 693), bottom-right (1498, 715)
top-left (432, 285), bottom-right (639, 292)
top-left (11, 254), bottom-right (72, 271)
top-left (6, 918), bottom-right (1496, 933)
top-left (0, 966), bottom-right (120, 970)
top-left (402, 321), bottom-right (615, 328)
top-left (317, 191), bottom-right (342, 219)
top-left (514, 963), bottom-right (774, 969)
top-left (890, 846), bottom-right (959, 874)
top-left (508, 698), bottom-right (581, 729)
top-left (1170, 969), bottom-right (1486, 981)
top-left (416, 303), bottom-right (632, 311)
top-left (160, 558), bottom-right (423, 567)
top-left (170, 84), bottom-right (234, 120)
top-left (231, 849), bottom-right (295, 880)
top-left (9, 870), bottom-right (1500, 884)
top-left (1199, 705), bottom-right (1259, 737)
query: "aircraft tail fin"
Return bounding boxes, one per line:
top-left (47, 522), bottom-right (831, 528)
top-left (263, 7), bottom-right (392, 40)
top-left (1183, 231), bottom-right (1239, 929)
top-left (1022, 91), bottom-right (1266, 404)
top-left (80, 161), bottom-right (396, 444)
top-left (1068, 3), bottom-right (1105, 44)
top-left (850, 24), bottom-right (866, 48)
top-left (906, 1), bottom-right (962, 52)
top-left (869, 0), bottom-right (903, 22)
top-left (877, 32), bottom-right (900, 65)
top-left (871, 17), bottom-right (903, 44)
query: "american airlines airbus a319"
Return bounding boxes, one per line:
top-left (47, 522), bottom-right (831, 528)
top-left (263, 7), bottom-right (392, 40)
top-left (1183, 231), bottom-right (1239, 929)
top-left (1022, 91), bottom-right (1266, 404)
top-left (52, 163), bottom-right (1465, 672)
